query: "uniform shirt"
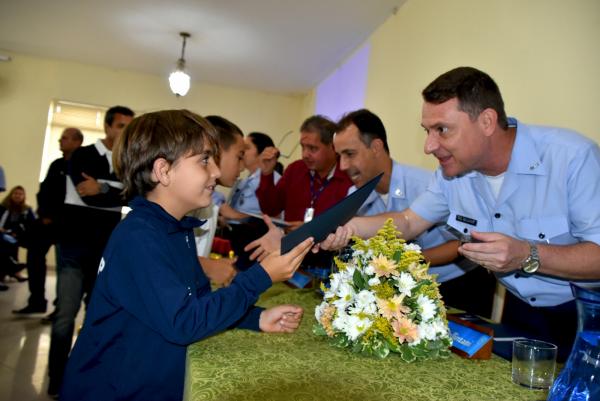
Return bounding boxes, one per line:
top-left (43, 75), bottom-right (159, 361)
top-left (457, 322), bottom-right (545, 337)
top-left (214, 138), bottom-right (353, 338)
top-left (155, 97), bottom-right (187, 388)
top-left (61, 197), bottom-right (272, 401)
top-left (230, 168), bottom-right (281, 216)
top-left (256, 159), bottom-right (353, 221)
top-left (352, 160), bottom-right (476, 282)
top-left (411, 118), bottom-right (600, 307)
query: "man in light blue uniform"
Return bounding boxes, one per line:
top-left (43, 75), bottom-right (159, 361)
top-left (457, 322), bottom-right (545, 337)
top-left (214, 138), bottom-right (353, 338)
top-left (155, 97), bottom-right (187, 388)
top-left (334, 109), bottom-right (496, 318)
top-left (322, 67), bottom-right (600, 361)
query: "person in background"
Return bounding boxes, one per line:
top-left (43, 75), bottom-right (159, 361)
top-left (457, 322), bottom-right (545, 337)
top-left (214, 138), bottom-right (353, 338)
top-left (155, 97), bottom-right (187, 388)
top-left (191, 115), bottom-right (246, 284)
top-left (220, 132), bottom-right (283, 269)
top-left (60, 109), bottom-right (313, 401)
top-left (48, 105), bottom-right (134, 397)
top-left (319, 66), bottom-right (600, 361)
top-left (255, 115), bottom-right (352, 228)
top-left (13, 127), bottom-right (83, 314)
top-left (334, 109), bottom-right (496, 317)
top-left (0, 166), bottom-right (6, 291)
top-left (251, 116), bottom-right (352, 281)
top-left (1, 185), bottom-right (35, 284)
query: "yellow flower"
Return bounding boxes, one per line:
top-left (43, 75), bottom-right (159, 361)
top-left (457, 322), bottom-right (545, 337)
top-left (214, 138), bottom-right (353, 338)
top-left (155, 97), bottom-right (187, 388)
top-left (372, 255), bottom-right (397, 278)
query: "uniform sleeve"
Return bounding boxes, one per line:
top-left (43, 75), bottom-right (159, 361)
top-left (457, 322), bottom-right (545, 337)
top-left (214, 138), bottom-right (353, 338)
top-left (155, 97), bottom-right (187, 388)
top-left (409, 169), bottom-right (450, 224)
top-left (102, 229), bottom-right (272, 345)
top-left (567, 143), bottom-right (600, 245)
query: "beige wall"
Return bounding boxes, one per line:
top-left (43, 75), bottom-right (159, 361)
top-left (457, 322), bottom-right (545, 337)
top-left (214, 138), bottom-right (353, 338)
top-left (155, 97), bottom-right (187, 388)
top-left (365, 0), bottom-right (600, 170)
top-left (0, 51), bottom-right (305, 206)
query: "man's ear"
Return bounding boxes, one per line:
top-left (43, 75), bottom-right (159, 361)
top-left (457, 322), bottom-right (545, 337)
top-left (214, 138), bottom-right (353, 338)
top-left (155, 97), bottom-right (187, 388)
top-left (151, 158), bottom-right (171, 186)
top-left (370, 138), bottom-right (385, 155)
top-left (479, 108), bottom-right (498, 137)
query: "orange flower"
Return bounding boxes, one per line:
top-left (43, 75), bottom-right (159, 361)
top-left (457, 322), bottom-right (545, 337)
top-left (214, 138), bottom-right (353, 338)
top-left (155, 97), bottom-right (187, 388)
top-left (371, 255), bottom-right (397, 278)
top-left (377, 295), bottom-right (409, 320)
top-left (392, 316), bottom-right (418, 344)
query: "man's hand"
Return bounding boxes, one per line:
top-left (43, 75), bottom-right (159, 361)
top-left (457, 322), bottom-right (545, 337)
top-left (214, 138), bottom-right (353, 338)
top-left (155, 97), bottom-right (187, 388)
top-left (199, 257), bottom-right (237, 286)
top-left (458, 231), bottom-right (530, 273)
top-left (284, 220), bottom-right (303, 232)
top-left (244, 215), bottom-right (284, 261)
top-left (259, 304), bottom-right (304, 333)
top-left (76, 172), bottom-right (101, 197)
top-left (258, 146), bottom-right (279, 176)
top-left (314, 222), bottom-right (357, 253)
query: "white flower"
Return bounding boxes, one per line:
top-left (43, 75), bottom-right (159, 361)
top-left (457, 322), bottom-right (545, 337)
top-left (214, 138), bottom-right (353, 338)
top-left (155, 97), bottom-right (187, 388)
top-left (315, 302), bottom-right (328, 321)
top-left (364, 263), bottom-right (375, 276)
top-left (416, 294), bottom-right (436, 321)
top-left (345, 314), bottom-right (372, 341)
top-left (350, 290), bottom-right (377, 315)
top-left (417, 321), bottom-right (438, 341)
top-left (431, 318), bottom-right (449, 337)
top-left (333, 283), bottom-right (355, 308)
top-left (332, 309), bottom-right (350, 332)
top-left (326, 274), bottom-right (343, 299)
top-left (404, 243), bottom-right (422, 252)
top-left (367, 276), bottom-right (380, 286)
top-left (395, 272), bottom-right (416, 296)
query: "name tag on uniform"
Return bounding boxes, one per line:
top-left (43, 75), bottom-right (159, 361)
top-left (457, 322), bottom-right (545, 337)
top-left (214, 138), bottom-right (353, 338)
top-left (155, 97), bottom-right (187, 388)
top-left (456, 215), bottom-right (477, 226)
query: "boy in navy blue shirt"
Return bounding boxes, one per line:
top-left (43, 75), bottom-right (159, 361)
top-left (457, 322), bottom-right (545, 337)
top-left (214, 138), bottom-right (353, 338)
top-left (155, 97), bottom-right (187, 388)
top-left (60, 110), bottom-right (314, 401)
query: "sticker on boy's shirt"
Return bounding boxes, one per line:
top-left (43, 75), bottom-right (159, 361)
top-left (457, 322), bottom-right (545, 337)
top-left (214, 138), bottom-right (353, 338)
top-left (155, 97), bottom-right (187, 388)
top-left (98, 257), bottom-right (105, 274)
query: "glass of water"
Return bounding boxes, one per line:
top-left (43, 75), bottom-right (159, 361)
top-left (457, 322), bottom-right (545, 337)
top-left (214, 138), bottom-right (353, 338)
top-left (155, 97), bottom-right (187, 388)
top-left (512, 339), bottom-right (557, 389)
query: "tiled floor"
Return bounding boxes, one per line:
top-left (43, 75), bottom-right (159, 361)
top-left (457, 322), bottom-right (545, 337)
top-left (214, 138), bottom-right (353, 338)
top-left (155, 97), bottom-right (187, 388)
top-left (0, 269), bottom-right (84, 401)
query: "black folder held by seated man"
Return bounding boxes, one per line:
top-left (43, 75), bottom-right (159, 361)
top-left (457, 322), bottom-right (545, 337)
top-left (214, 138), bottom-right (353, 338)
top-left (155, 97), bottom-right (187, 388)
top-left (281, 173), bottom-right (383, 254)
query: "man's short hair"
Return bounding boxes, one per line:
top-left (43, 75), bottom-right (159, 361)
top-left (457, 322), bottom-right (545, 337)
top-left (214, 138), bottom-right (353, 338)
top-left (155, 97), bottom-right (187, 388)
top-left (104, 105), bottom-right (135, 126)
top-left (300, 115), bottom-right (337, 145)
top-left (205, 115), bottom-right (244, 151)
top-left (248, 132), bottom-right (275, 154)
top-left (114, 109), bottom-right (218, 199)
top-left (422, 67), bottom-right (509, 130)
top-left (64, 127), bottom-right (84, 143)
top-left (337, 109), bottom-right (389, 153)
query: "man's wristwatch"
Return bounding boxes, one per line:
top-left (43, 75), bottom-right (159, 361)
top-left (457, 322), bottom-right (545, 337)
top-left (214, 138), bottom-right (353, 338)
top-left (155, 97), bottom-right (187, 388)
top-left (521, 242), bottom-right (540, 274)
top-left (99, 182), bottom-right (110, 194)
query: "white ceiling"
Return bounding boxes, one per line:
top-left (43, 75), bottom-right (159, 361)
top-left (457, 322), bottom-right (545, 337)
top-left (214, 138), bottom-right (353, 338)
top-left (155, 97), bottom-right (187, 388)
top-left (0, 0), bottom-right (403, 94)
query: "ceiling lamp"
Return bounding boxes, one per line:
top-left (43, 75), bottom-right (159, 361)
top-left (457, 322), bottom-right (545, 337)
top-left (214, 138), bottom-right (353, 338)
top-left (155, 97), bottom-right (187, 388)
top-left (169, 32), bottom-right (191, 97)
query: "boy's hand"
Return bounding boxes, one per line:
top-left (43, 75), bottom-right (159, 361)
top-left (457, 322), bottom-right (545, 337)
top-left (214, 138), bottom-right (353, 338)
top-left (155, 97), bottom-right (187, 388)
top-left (244, 215), bottom-right (284, 261)
top-left (199, 257), bottom-right (237, 286)
top-left (260, 237), bottom-right (313, 282)
top-left (259, 304), bottom-right (304, 333)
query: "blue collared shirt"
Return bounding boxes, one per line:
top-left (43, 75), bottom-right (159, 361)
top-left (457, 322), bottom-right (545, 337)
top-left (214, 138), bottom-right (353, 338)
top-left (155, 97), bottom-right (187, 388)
top-left (351, 160), bottom-right (476, 282)
top-left (411, 118), bottom-right (600, 306)
top-left (230, 168), bottom-right (281, 215)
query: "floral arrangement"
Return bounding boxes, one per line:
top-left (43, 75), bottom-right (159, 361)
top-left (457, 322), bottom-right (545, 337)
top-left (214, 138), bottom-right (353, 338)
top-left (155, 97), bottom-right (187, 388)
top-left (314, 219), bottom-right (452, 361)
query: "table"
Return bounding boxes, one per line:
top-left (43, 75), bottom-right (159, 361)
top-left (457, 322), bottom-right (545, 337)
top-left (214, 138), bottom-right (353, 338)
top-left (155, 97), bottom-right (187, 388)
top-left (184, 284), bottom-right (547, 401)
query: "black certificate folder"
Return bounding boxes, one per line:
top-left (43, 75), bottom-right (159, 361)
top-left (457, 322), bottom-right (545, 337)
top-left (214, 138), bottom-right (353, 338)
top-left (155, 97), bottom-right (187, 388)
top-left (281, 172), bottom-right (383, 254)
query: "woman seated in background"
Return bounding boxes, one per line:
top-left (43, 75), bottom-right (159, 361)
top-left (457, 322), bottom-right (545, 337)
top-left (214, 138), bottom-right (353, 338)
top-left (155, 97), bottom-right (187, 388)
top-left (1, 185), bottom-right (35, 286)
top-left (220, 131), bottom-right (282, 220)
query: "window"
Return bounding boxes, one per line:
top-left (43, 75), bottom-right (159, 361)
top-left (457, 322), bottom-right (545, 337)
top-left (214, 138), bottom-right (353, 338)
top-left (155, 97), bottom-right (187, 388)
top-left (39, 100), bottom-right (108, 181)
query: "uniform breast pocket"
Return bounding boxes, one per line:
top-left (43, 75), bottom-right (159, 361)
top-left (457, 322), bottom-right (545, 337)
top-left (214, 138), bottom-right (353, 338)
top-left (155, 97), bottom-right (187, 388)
top-left (516, 215), bottom-right (572, 244)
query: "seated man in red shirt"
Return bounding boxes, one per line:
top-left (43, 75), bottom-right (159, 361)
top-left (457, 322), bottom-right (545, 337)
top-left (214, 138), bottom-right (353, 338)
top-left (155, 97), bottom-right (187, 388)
top-left (253, 115), bottom-right (352, 280)
top-left (256, 115), bottom-right (352, 229)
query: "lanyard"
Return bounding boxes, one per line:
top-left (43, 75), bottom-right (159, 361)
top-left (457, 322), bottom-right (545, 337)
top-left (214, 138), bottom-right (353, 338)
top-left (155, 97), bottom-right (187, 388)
top-left (309, 166), bottom-right (335, 208)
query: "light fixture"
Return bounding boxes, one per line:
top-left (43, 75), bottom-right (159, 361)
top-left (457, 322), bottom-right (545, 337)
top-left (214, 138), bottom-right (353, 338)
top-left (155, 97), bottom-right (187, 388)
top-left (169, 32), bottom-right (191, 97)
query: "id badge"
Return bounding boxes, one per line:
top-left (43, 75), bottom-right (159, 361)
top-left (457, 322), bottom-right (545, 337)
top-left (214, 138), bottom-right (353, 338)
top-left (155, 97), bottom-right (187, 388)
top-left (303, 207), bottom-right (314, 222)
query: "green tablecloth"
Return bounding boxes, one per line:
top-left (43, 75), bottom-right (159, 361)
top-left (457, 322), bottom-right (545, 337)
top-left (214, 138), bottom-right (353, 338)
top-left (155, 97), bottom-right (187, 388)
top-left (185, 284), bottom-right (547, 401)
